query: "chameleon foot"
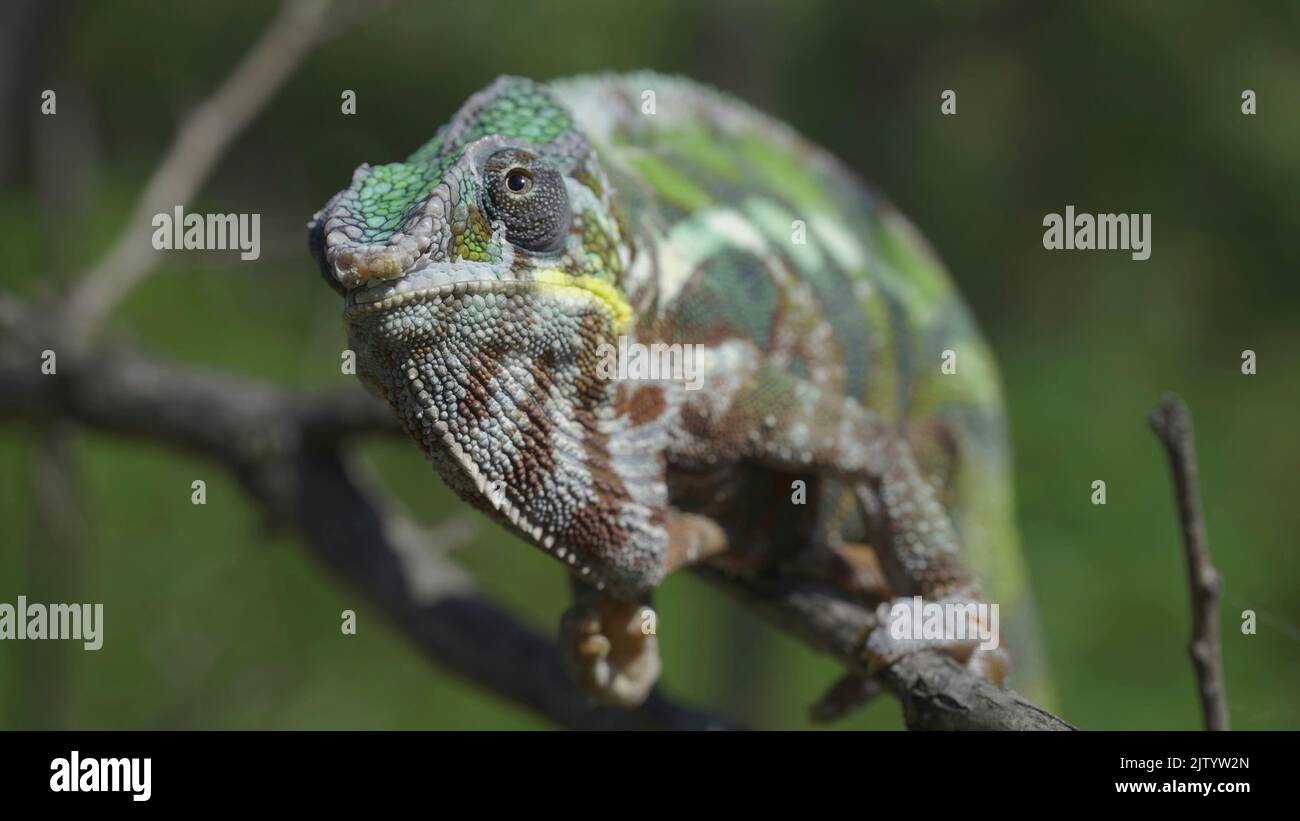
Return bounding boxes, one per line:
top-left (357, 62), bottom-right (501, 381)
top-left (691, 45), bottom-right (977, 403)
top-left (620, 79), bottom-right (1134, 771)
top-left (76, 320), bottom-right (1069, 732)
top-left (812, 594), bottom-right (1007, 722)
top-left (861, 594), bottom-right (1010, 684)
top-left (560, 592), bottom-right (661, 708)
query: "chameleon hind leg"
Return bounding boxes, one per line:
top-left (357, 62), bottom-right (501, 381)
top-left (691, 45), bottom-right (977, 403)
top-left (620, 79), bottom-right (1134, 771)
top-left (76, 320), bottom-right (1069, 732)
top-left (675, 350), bottom-right (1008, 684)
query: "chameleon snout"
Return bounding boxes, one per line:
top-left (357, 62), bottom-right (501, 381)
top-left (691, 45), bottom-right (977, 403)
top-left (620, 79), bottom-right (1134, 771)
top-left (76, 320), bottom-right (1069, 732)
top-left (318, 161), bottom-right (446, 290)
top-left (328, 241), bottom-right (422, 290)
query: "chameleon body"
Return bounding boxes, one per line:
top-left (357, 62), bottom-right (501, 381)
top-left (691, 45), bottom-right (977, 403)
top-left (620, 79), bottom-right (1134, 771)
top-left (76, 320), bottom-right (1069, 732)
top-left (311, 73), bottom-right (1049, 709)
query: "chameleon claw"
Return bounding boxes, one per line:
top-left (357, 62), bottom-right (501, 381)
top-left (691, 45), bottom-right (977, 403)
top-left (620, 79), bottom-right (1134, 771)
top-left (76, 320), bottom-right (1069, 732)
top-left (577, 634), bottom-right (612, 659)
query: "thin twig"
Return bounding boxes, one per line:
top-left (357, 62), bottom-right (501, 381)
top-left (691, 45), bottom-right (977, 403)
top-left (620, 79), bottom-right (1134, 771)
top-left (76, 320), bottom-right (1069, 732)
top-left (59, 0), bottom-right (332, 346)
top-left (1149, 393), bottom-right (1229, 731)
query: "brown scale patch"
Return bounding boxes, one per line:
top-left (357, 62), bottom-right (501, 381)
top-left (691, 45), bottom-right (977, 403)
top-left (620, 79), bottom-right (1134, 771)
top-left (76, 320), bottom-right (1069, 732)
top-left (567, 391), bottom-right (642, 554)
top-left (611, 382), bottom-right (629, 411)
top-left (489, 356), bottom-right (562, 477)
top-left (454, 357), bottom-right (504, 424)
top-left (570, 314), bottom-right (619, 400)
top-left (511, 247), bottom-right (530, 270)
top-left (563, 499), bottom-right (631, 569)
top-left (625, 384), bottom-right (667, 426)
top-left (576, 410), bottom-right (622, 489)
top-left (449, 351), bottom-right (563, 506)
top-left (906, 415), bottom-right (960, 503)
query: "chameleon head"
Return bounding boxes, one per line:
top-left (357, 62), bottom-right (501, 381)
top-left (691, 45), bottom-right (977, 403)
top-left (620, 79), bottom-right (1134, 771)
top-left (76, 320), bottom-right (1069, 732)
top-left (309, 77), bottom-right (664, 594)
top-left (310, 75), bottom-right (631, 309)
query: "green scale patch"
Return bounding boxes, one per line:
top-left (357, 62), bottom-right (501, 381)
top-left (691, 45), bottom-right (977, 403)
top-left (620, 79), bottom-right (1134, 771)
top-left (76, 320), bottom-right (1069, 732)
top-left (351, 79), bottom-right (578, 245)
top-left (666, 249), bottom-right (779, 348)
top-left (617, 122), bottom-right (899, 404)
top-left (353, 157), bottom-right (447, 242)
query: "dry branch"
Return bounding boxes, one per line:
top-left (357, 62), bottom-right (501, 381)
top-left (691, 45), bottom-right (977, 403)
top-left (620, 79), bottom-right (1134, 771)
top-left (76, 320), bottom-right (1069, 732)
top-left (0, 303), bottom-right (737, 731)
top-left (698, 570), bottom-right (1074, 730)
top-left (1149, 394), bottom-right (1229, 731)
top-left (0, 299), bottom-right (1071, 729)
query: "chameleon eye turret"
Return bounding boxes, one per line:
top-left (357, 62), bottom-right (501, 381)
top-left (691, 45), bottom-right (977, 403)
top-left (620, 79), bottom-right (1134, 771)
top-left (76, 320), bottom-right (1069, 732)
top-left (482, 148), bottom-right (570, 252)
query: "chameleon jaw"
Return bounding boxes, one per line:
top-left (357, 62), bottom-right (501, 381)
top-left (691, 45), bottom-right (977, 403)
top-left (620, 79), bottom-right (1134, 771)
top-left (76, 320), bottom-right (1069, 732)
top-left (347, 271), bottom-right (627, 592)
top-left (344, 260), bottom-right (640, 594)
top-left (345, 275), bottom-right (531, 316)
top-left (421, 401), bottom-right (607, 589)
top-left (345, 265), bottom-right (632, 332)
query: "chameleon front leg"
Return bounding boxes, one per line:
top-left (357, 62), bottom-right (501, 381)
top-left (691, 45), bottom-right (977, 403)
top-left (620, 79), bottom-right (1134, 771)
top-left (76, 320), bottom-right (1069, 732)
top-left (560, 510), bottom-right (729, 707)
top-left (560, 580), bottom-right (660, 708)
top-left (849, 480), bottom-right (1008, 678)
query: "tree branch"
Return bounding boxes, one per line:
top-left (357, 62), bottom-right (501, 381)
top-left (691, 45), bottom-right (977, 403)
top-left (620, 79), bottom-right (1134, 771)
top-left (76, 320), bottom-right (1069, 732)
top-left (1149, 394), bottom-right (1229, 731)
top-left (0, 304), bottom-right (738, 731)
top-left (1, 299), bottom-right (1071, 729)
top-left (697, 569), bottom-right (1074, 730)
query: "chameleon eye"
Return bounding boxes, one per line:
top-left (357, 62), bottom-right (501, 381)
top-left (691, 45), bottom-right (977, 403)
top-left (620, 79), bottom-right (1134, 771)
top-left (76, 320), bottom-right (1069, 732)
top-left (505, 170), bottom-right (533, 194)
top-left (483, 149), bottom-right (570, 252)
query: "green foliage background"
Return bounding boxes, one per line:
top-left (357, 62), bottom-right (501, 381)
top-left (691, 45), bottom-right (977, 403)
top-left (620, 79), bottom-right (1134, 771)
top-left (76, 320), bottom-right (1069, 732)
top-left (1, 0), bottom-right (1297, 729)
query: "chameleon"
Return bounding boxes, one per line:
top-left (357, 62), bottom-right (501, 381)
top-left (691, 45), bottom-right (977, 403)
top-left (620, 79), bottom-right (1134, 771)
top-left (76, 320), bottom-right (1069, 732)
top-left (310, 73), bottom-right (1050, 712)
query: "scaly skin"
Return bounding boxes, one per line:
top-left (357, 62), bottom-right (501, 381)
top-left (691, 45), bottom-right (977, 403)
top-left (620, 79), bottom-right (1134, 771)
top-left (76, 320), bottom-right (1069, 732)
top-left (310, 73), bottom-right (1050, 709)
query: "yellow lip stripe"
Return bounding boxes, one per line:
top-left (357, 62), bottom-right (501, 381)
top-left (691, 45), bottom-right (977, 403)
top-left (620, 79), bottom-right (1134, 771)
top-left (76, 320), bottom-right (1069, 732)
top-left (534, 269), bottom-right (633, 331)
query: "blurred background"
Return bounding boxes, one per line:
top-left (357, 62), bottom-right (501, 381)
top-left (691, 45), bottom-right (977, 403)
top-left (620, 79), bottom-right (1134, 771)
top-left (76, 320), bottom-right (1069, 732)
top-left (1, 0), bottom-right (1297, 729)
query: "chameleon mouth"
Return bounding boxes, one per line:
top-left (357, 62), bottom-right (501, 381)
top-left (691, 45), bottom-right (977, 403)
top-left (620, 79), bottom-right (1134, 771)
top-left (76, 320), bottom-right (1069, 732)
top-left (345, 266), bottom-right (632, 329)
top-left (345, 265), bottom-right (526, 315)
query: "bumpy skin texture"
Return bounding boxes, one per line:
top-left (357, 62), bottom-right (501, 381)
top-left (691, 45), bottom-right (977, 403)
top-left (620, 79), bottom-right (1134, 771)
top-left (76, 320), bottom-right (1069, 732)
top-left (311, 73), bottom-right (1049, 706)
